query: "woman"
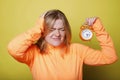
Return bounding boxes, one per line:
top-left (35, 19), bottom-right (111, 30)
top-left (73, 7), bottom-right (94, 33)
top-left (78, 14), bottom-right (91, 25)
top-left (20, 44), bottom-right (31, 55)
top-left (7, 9), bottom-right (118, 80)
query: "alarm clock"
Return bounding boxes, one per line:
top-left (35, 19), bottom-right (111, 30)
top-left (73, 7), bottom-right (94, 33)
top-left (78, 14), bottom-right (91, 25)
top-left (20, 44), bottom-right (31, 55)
top-left (80, 25), bottom-right (93, 41)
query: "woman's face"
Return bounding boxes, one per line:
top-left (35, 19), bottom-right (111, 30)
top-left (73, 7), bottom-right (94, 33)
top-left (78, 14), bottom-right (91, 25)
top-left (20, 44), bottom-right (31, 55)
top-left (45, 19), bottom-right (65, 47)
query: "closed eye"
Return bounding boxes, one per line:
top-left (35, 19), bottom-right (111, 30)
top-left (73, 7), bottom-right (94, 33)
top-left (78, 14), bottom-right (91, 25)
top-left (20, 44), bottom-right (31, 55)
top-left (49, 28), bottom-right (65, 31)
top-left (49, 28), bottom-right (55, 31)
top-left (59, 28), bottom-right (65, 31)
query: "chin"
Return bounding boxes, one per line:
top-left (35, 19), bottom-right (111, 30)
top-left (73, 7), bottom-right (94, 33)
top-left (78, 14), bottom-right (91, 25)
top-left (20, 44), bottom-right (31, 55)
top-left (52, 44), bottom-right (61, 47)
top-left (52, 43), bottom-right (63, 47)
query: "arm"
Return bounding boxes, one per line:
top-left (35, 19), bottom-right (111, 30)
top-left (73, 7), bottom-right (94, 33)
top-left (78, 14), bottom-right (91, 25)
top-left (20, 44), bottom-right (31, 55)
top-left (83, 18), bottom-right (118, 66)
top-left (7, 17), bottom-right (44, 64)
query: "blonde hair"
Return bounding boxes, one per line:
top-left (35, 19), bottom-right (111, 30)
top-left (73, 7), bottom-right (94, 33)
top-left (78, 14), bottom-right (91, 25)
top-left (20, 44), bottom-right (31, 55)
top-left (36, 9), bottom-right (71, 53)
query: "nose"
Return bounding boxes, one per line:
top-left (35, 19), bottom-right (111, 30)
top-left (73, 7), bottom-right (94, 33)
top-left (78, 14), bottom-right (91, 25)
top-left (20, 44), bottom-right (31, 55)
top-left (55, 30), bottom-right (60, 37)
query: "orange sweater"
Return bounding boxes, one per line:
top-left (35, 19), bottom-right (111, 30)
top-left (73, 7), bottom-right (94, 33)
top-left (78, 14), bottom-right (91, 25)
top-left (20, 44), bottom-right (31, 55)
top-left (7, 19), bottom-right (118, 80)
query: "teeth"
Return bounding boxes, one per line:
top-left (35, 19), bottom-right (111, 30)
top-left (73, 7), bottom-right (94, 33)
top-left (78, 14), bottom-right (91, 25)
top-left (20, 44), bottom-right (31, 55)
top-left (53, 37), bottom-right (60, 39)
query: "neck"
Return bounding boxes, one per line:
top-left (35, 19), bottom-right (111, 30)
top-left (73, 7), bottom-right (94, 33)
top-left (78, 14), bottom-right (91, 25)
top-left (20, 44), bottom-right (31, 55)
top-left (46, 43), bottom-right (69, 57)
top-left (47, 43), bottom-right (65, 50)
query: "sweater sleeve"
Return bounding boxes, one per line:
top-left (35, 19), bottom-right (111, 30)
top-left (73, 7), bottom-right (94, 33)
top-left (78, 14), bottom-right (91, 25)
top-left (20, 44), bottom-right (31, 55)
top-left (83, 18), bottom-right (118, 66)
top-left (7, 18), bottom-right (44, 65)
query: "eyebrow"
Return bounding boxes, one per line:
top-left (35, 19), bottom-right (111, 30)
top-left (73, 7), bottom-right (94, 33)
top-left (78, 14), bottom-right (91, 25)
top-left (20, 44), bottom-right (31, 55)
top-left (51, 27), bottom-right (65, 30)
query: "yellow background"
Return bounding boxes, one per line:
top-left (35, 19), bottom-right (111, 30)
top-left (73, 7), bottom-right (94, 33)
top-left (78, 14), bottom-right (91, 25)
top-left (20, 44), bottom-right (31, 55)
top-left (0, 0), bottom-right (120, 80)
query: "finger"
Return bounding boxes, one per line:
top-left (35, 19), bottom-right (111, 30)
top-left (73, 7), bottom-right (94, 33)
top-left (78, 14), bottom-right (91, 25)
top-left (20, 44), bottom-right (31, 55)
top-left (85, 18), bottom-right (90, 25)
top-left (40, 11), bottom-right (48, 18)
top-left (88, 17), bottom-right (97, 26)
top-left (86, 18), bottom-right (92, 26)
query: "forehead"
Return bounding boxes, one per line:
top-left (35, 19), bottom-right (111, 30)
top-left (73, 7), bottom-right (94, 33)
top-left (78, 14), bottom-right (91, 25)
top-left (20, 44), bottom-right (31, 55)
top-left (53, 19), bottom-right (64, 28)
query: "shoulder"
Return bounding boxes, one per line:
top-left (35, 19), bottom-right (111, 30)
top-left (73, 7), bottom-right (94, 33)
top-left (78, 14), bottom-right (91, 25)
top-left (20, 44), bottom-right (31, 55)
top-left (68, 43), bottom-right (89, 56)
top-left (27, 44), bottom-right (40, 54)
top-left (69, 43), bottom-right (89, 52)
top-left (70, 43), bottom-right (88, 48)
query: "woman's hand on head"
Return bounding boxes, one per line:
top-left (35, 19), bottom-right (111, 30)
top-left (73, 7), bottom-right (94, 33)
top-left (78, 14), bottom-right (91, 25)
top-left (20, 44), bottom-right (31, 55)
top-left (35, 12), bottom-right (47, 32)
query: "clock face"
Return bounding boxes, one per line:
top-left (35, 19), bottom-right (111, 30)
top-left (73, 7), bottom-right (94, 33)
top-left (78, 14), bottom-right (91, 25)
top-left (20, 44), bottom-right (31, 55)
top-left (81, 29), bottom-right (93, 40)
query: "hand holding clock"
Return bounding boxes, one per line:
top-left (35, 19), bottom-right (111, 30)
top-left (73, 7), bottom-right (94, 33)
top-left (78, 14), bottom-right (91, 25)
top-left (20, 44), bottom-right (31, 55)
top-left (80, 17), bottom-right (98, 41)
